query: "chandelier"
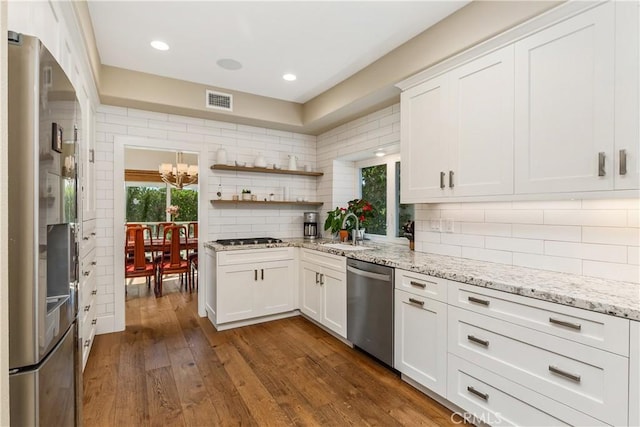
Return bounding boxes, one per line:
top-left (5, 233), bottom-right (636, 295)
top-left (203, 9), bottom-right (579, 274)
top-left (158, 152), bottom-right (198, 189)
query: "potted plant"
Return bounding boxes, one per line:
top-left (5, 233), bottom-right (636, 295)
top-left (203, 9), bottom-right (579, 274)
top-left (324, 199), bottom-right (374, 241)
top-left (347, 198), bottom-right (374, 238)
top-left (241, 189), bottom-right (251, 201)
top-left (324, 206), bottom-right (348, 239)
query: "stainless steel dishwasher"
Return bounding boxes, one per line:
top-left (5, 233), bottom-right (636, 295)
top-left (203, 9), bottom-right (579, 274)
top-left (347, 258), bottom-right (394, 366)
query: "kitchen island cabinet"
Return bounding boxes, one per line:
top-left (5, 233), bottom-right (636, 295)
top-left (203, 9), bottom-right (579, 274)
top-left (206, 247), bottom-right (296, 330)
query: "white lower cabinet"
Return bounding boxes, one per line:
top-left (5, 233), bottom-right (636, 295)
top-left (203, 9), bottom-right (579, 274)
top-left (630, 321), bottom-right (640, 427)
top-left (394, 288), bottom-right (447, 397)
top-left (78, 243), bottom-right (97, 371)
top-left (208, 248), bottom-right (296, 328)
top-left (447, 354), bottom-right (604, 427)
top-left (299, 249), bottom-right (347, 338)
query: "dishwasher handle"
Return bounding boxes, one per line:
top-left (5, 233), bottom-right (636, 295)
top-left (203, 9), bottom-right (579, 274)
top-left (347, 265), bottom-right (391, 282)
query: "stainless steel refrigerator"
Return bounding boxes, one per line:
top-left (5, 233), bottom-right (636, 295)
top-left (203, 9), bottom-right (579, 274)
top-left (7, 32), bottom-right (82, 426)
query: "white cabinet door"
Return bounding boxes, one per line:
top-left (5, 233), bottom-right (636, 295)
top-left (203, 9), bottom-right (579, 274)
top-left (257, 260), bottom-right (295, 316)
top-left (401, 74), bottom-right (450, 202)
top-left (320, 267), bottom-right (347, 338)
top-left (449, 46), bottom-right (514, 197)
top-left (300, 261), bottom-right (322, 322)
top-left (216, 264), bottom-right (255, 323)
top-left (515, 2), bottom-right (615, 194)
top-left (614, 1), bottom-right (640, 190)
top-left (394, 289), bottom-right (448, 397)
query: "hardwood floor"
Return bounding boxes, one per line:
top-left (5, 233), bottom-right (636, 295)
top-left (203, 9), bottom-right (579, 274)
top-left (83, 280), bottom-right (460, 426)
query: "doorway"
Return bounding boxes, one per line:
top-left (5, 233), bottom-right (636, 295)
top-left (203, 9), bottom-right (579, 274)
top-left (114, 136), bottom-right (208, 332)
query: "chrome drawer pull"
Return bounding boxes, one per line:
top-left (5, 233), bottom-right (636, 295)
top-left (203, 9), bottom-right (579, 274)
top-left (84, 339), bottom-right (91, 347)
top-left (467, 386), bottom-right (488, 401)
top-left (91, 290), bottom-right (97, 295)
top-left (620, 149), bottom-right (628, 175)
top-left (549, 365), bottom-right (581, 383)
top-left (467, 335), bottom-right (489, 348)
top-left (84, 305), bottom-right (91, 312)
top-left (408, 298), bottom-right (425, 307)
top-left (468, 296), bottom-right (490, 306)
top-left (549, 317), bottom-right (581, 331)
top-left (91, 261), bottom-right (97, 266)
top-left (440, 171), bottom-right (446, 189)
top-left (83, 271), bottom-right (90, 276)
top-left (91, 319), bottom-right (97, 325)
top-left (409, 280), bottom-right (426, 289)
top-left (598, 152), bottom-right (606, 176)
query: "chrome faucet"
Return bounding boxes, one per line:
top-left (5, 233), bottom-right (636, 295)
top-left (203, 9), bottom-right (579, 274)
top-left (342, 212), bottom-right (360, 245)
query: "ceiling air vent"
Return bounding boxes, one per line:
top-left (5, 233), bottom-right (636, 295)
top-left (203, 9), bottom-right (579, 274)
top-left (206, 90), bottom-right (233, 112)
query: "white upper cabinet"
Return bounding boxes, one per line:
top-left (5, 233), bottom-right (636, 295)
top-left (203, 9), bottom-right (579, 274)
top-left (401, 74), bottom-right (449, 202)
top-left (399, 1), bottom-right (638, 203)
top-left (401, 46), bottom-right (514, 202)
top-left (448, 46), bottom-right (514, 197)
top-left (514, 2), bottom-right (615, 194)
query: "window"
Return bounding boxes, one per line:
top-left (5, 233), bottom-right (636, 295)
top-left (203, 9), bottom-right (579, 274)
top-left (125, 182), bottom-right (198, 223)
top-left (357, 155), bottom-right (414, 240)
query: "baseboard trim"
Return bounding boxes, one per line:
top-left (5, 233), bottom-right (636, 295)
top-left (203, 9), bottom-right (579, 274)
top-left (212, 310), bottom-right (300, 331)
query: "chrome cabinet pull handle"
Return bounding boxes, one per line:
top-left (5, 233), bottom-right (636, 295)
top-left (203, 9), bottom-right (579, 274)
top-left (467, 335), bottom-right (489, 347)
top-left (468, 296), bottom-right (490, 306)
top-left (83, 236), bottom-right (89, 241)
top-left (409, 280), bottom-right (426, 289)
top-left (549, 317), bottom-right (581, 331)
top-left (467, 386), bottom-right (488, 401)
top-left (83, 271), bottom-right (90, 276)
top-left (315, 272), bottom-right (319, 284)
top-left (91, 290), bottom-right (97, 295)
top-left (408, 297), bottom-right (424, 307)
top-left (254, 270), bottom-right (257, 281)
top-left (320, 274), bottom-right (325, 286)
top-left (598, 152), bottom-right (606, 176)
top-left (440, 171), bottom-right (445, 189)
top-left (84, 339), bottom-right (91, 347)
top-left (84, 305), bottom-right (90, 312)
top-left (549, 365), bottom-right (581, 383)
top-left (449, 170), bottom-right (454, 188)
top-left (620, 149), bottom-right (627, 175)
top-left (261, 269), bottom-right (264, 280)
top-left (91, 232), bottom-right (96, 236)
top-left (91, 261), bottom-right (97, 266)
top-left (91, 319), bottom-right (97, 325)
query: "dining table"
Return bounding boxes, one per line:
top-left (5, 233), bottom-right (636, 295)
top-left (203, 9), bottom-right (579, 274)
top-left (126, 237), bottom-right (198, 253)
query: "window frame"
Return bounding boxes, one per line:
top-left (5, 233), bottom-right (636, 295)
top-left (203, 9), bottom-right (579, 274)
top-left (125, 181), bottom-right (197, 222)
top-left (355, 154), bottom-right (409, 244)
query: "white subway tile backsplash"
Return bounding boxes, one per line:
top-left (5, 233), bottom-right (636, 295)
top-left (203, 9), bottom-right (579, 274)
top-left (629, 247), bottom-right (639, 265)
top-left (582, 227), bottom-right (640, 246)
top-left (485, 236), bottom-right (543, 254)
top-left (486, 210), bottom-right (543, 224)
top-left (512, 224), bottom-right (581, 242)
top-left (512, 200), bottom-right (582, 210)
top-left (512, 253), bottom-right (582, 275)
top-left (583, 260), bottom-right (640, 283)
top-left (441, 233), bottom-right (485, 248)
top-left (544, 241), bottom-right (627, 263)
top-left (581, 198), bottom-right (640, 210)
top-left (544, 210), bottom-right (628, 227)
top-left (629, 210), bottom-right (639, 227)
top-left (462, 247), bottom-right (513, 265)
top-left (460, 222), bottom-right (511, 237)
top-left (421, 242), bottom-right (462, 257)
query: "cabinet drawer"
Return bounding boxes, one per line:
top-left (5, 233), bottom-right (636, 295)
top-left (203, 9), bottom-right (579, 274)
top-left (217, 247), bottom-right (294, 266)
top-left (301, 249), bottom-right (346, 272)
top-left (449, 306), bottom-right (628, 426)
top-left (447, 354), bottom-right (605, 427)
top-left (395, 269), bottom-right (448, 302)
top-left (80, 219), bottom-right (96, 254)
top-left (81, 302), bottom-right (97, 370)
top-left (449, 282), bottom-right (629, 355)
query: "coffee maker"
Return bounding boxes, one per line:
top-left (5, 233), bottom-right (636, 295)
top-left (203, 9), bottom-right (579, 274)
top-left (303, 212), bottom-right (319, 240)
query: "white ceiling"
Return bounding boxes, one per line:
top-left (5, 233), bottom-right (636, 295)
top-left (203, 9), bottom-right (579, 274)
top-left (87, 1), bottom-right (468, 103)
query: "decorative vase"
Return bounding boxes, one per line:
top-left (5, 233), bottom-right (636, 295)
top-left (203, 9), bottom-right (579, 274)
top-left (339, 229), bottom-right (349, 242)
top-left (242, 193), bottom-right (251, 201)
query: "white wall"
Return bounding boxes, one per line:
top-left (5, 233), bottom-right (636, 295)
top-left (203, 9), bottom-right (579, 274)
top-left (124, 147), bottom-right (197, 170)
top-left (317, 104), bottom-right (640, 284)
top-left (94, 105), bottom-right (317, 330)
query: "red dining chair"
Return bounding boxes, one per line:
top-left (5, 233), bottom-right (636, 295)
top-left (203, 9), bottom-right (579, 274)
top-left (187, 222), bottom-right (198, 292)
top-left (156, 225), bottom-right (190, 297)
top-left (125, 226), bottom-right (155, 291)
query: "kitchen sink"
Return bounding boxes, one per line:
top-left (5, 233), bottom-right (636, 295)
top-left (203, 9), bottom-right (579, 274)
top-left (321, 243), bottom-right (374, 251)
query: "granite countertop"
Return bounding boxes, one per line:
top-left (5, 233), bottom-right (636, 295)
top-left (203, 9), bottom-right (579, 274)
top-left (205, 239), bottom-right (640, 321)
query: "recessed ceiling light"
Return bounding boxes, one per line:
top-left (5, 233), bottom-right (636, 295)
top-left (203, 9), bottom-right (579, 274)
top-left (150, 40), bottom-right (170, 51)
top-left (217, 58), bottom-right (242, 70)
top-left (375, 150), bottom-right (386, 157)
top-left (283, 73), bottom-right (297, 81)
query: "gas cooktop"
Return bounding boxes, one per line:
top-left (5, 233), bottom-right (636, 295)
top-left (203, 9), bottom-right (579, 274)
top-left (215, 237), bottom-right (283, 246)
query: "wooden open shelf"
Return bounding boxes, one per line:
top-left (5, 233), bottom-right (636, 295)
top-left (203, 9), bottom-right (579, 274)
top-left (211, 199), bottom-right (323, 207)
top-left (210, 164), bottom-right (323, 177)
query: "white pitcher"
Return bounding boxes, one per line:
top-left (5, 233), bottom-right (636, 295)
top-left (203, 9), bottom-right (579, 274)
top-left (288, 155), bottom-right (298, 171)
